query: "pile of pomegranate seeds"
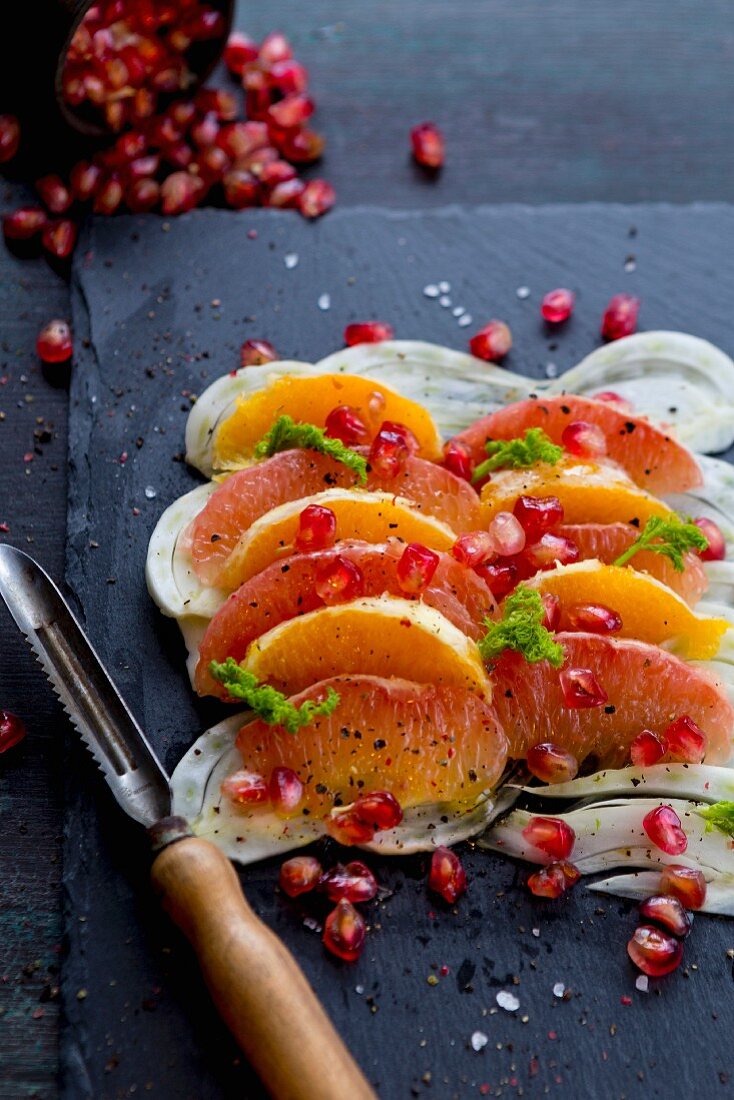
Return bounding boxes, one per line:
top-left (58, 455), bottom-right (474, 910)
top-left (36, 319), bottom-right (74, 364)
top-left (410, 122), bottom-right (445, 169)
top-left (0, 710), bottom-right (26, 753)
top-left (428, 846), bottom-right (467, 904)
top-left (627, 864), bottom-right (706, 978)
top-left (279, 851), bottom-right (378, 962)
top-left (601, 293), bottom-right (640, 341)
top-left (540, 288), bottom-right (575, 325)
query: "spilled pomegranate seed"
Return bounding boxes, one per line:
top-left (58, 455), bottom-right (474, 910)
top-left (36, 320), bottom-right (73, 365)
top-left (268, 766), bottom-right (303, 816)
top-left (353, 791), bottom-right (403, 831)
top-left (601, 294), bottom-right (640, 341)
top-left (315, 555), bottom-right (365, 604)
top-left (160, 171), bottom-right (199, 215)
top-left (319, 861), bottom-right (378, 903)
top-left (260, 31), bottom-right (293, 64)
top-left (428, 847), bottom-right (467, 904)
top-left (325, 809), bottom-right (376, 845)
top-left (299, 179), bottom-right (336, 219)
top-left (93, 177), bottom-right (124, 216)
top-left (35, 175), bottom-right (72, 215)
top-left (561, 420), bottom-right (607, 459)
top-left (126, 178), bottom-right (160, 213)
top-left (527, 860), bottom-right (579, 898)
top-left (410, 122), bottom-right (445, 168)
top-left (240, 338), bottom-right (277, 367)
top-left (0, 710), bottom-right (26, 753)
top-left (559, 667), bottom-right (608, 708)
top-left (488, 512), bottom-right (526, 556)
top-left (659, 865), bottom-right (707, 910)
top-left (70, 161), bottom-right (102, 202)
top-left (452, 531), bottom-right (495, 568)
top-left (522, 816), bottom-right (575, 860)
top-left (627, 924), bottom-right (683, 977)
top-left (0, 115), bottom-right (20, 163)
top-left (443, 440), bottom-right (474, 482)
top-left (693, 516), bottom-right (726, 561)
top-left (223, 31), bottom-right (259, 75)
top-left (563, 603), bottom-right (622, 635)
top-left (323, 899), bottom-right (367, 961)
top-left (513, 495), bottom-right (564, 538)
top-left (526, 743), bottom-right (579, 785)
top-left (279, 855), bottom-right (323, 897)
top-left (396, 543), bottom-right (440, 595)
top-left (541, 288), bottom-right (575, 324)
top-left (324, 405), bottom-right (369, 445)
top-left (221, 769), bottom-right (269, 804)
top-left (663, 715), bottom-right (707, 764)
top-left (639, 895), bottom-right (692, 938)
top-left (41, 219), bottom-right (78, 260)
top-left (343, 322), bottom-right (395, 347)
top-left (3, 207), bottom-right (49, 241)
top-left (643, 805), bottom-right (687, 855)
top-left (223, 169), bottom-right (260, 209)
top-left (630, 729), bottom-right (668, 767)
top-left (469, 320), bottom-right (513, 362)
top-left (368, 427), bottom-right (409, 479)
top-left (295, 504), bottom-right (337, 552)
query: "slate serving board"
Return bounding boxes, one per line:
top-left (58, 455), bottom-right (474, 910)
top-left (64, 204), bottom-right (734, 1100)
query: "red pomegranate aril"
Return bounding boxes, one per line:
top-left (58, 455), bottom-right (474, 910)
top-left (270, 60), bottom-right (309, 96)
top-left (488, 511), bottom-right (526, 556)
top-left (240, 338), bottom-right (277, 367)
top-left (268, 766), bottom-right (303, 816)
top-left (323, 899), bottom-right (366, 962)
top-left (193, 145), bottom-right (230, 183)
top-left (194, 88), bottom-right (238, 121)
top-left (559, 667), bottom-right (608, 708)
top-left (469, 321), bottom-right (513, 362)
top-left (319, 861), bottom-right (378, 904)
top-left (601, 294), bottom-right (641, 341)
top-left (523, 533), bottom-right (580, 572)
top-left (160, 171), bottom-right (198, 215)
top-left (630, 729), bottom-right (668, 768)
top-left (35, 175), bottom-right (72, 215)
top-left (561, 420), bottom-right (607, 459)
top-left (167, 101), bottom-right (197, 129)
top-left (344, 321), bottom-right (395, 347)
top-left (184, 7), bottom-right (226, 40)
top-left (268, 94), bottom-right (314, 129)
top-left (693, 516), bottom-right (726, 562)
top-left (245, 86), bottom-right (273, 122)
top-left (259, 159), bottom-right (297, 186)
top-left (217, 120), bottom-right (268, 159)
top-left (279, 855), bottom-right (323, 897)
top-left (295, 504), bottom-right (337, 552)
top-left (443, 440), bottom-right (474, 482)
top-left (353, 791), bottom-right (403, 831)
top-left (280, 128), bottom-right (325, 164)
top-left (0, 115), bottom-right (21, 163)
top-left (659, 865), bottom-right (707, 910)
top-left (190, 113), bottom-right (220, 149)
top-left (368, 428), bottom-right (409, 479)
top-left (593, 390), bottom-right (634, 415)
top-left (452, 531), bottom-right (495, 568)
top-left (259, 31), bottom-right (293, 64)
top-left (41, 219), bottom-right (78, 260)
top-left (265, 178), bottom-right (305, 209)
top-left (382, 421), bottom-right (419, 454)
top-left (324, 405), bottom-right (368, 445)
top-left (126, 154), bottom-right (160, 181)
top-left (112, 130), bottom-right (147, 163)
top-left (0, 710), bottom-right (26, 752)
top-left (148, 115), bottom-right (182, 148)
top-left (36, 319), bottom-right (73, 364)
top-left (428, 847), bottom-right (467, 904)
top-left (315, 555), bottom-right (365, 605)
top-left (527, 742), bottom-right (578, 785)
top-left (164, 141), bottom-right (194, 170)
top-left (627, 924), bottom-right (683, 977)
top-left (541, 288), bottom-right (575, 324)
top-left (126, 178), bottom-right (160, 212)
top-left (221, 769), bottom-right (269, 805)
top-left (663, 715), bottom-right (707, 764)
top-left (397, 543), bottom-right (440, 595)
top-left (541, 592), bottom-right (561, 632)
top-left (639, 895), bottom-right (692, 938)
top-left (643, 804), bottom-right (688, 855)
top-left (513, 495), bottom-right (565, 538)
top-left (223, 169), bottom-right (260, 209)
top-left (325, 809), bottom-right (376, 846)
top-left (475, 559), bottom-right (518, 599)
top-left (299, 179), bottom-right (335, 218)
top-left (410, 122), bottom-right (445, 169)
top-left (564, 602), bottom-right (623, 635)
top-left (522, 816), bottom-right (575, 860)
top-left (69, 161), bottom-right (102, 202)
top-left (93, 176), bottom-right (123, 215)
top-left (528, 860), bottom-right (579, 897)
top-left (3, 207), bottom-right (48, 241)
top-left (223, 30), bottom-right (259, 75)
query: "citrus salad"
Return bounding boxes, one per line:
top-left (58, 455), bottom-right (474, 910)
top-left (147, 332), bottom-right (734, 972)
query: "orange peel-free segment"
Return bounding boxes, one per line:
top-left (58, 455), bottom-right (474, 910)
top-left (480, 457), bottom-right (674, 527)
top-left (241, 595), bottom-right (492, 699)
top-left (214, 489), bottom-right (457, 591)
top-left (235, 675), bottom-right (508, 812)
top-left (212, 373), bottom-right (444, 467)
top-left (526, 560), bottom-right (728, 660)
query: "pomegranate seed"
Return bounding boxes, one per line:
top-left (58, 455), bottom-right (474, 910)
top-left (194, 88), bottom-right (238, 121)
top-left (35, 175), bottom-right (72, 215)
top-left (259, 31), bottom-right (293, 64)
top-left (190, 113), bottom-right (220, 149)
top-left (295, 504), bottom-right (337, 552)
top-left (469, 321), bottom-right (513, 362)
top-left (69, 161), bottom-right (102, 202)
top-left (523, 533), bottom-right (580, 572)
top-left (627, 924), bottom-right (683, 977)
top-left (541, 288), bottom-right (575, 324)
top-left (397, 543), bottom-right (440, 594)
top-left (564, 603), bottom-right (622, 635)
top-left (280, 128), bottom-right (325, 164)
top-left (475, 560), bottom-right (518, 599)
top-left (239, 339), bottom-right (277, 367)
top-left (0, 710), bottom-right (26, 753)
top-left (223, 169), bottom-right (260, 209)
top-left (221, 769), bottom-right (269, 805)
top-left (410, 122), bottom-right (445, 169)
top-left (344, 322), bottom-right (395, 347)
top-left (164, 141), bottom-right (194, 170)
top-left (268, 94), bottom-right (314, 129)
top-left (659, 865), bottom-right (707, 910)
top-left (323, 899), bottom-right (366, 962)
top-left (639, 895), bottom-right (692, 938)
top-left (3, 207), bottom-right (48, 241)
top-left (193, 145), bottom-right (230, 183)
top-left (527, 743), bottom-right (579, 784)
top-left (663, 715), bottom-right (706, 764)
top-left (270, 60), bottom-right (309, 96)
top-left (93, 176), bottom-right (123, 215)
top-left (185, 7), bottom-right (226, 40)
top-left (452, 531), bottom-right (495, 568)
top-left (540, 592), bottom-right (561, 631)
top-left (593, 390), bottom-right (634, 415)
top-left (561, 420), bottom-right (607, 459)
top-left (0, 115), bottom-right (21, 163)
top-left (112, 130), bottom-right (147, 163)
top-left (630, 730), bottom-right (668, 767)
top-left (522, 816), bottom-right (575, 860)
top-left (601, 294), bottom-right (640, 341)
top-left (41, 219), bottom-right (78, 260)
top-left (299, 179), bottom-right (335, 218)
top-left (428, 847), bottom-right (467, 904)
top-left (693, 516), bottom-right (726, 561)
top-left (368, 427), bottom-right (409, 479)
top-left (268, 766), bottom-right (303, 816)
top-left (513, 495), bottom-right (564, 539)
top-left (217, 121), bottom-right (268, 159)
top-left (168, 102), bottom-right (197, 129)
top-left (643, 805), bottom-right (688, 856)
top-left (265, 178), bottom-right (305, 209)
top-left (381, 421), bottom-right (419, 455)
top-left (259, 159), bottom-right (298, 187)
top-left (488, 512), bottom-right (526, 556)
top-left (223, 31), bottom-right (259, 75)
top-left (160, 171), bottom-right (198, 215)
top-left (559, 667), bottom-right (608, 708)
top-left (279, 855), bottom-right (322, 897)
top-left (527, 860), bottom-right (579, 898)
top-left (324, 405), bottom-right (368, 445)
top-left (315, 555), bottom-right (365, 604)
top-left (36, 320), bottom-right (73, 364)
top-left (443, 440), bottom-right (474, 482)
top-left (126, 178), bottom-right (160, 212)
top-left (325, 809), bottom-right (376, 846)
top-left (319, 861), bottom-right (378, 903)
top-left (353, 791), bottom-right (403, 831)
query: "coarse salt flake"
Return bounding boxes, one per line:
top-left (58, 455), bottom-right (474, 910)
top-left (471, 1031), bottom-right (489, 1052)
top-left (423, 284), bottom-right (440, 298)
top-left (317, 293), bottom-right (331, 311)
top-left (635, 975), bottom-right (649, 993)
top-left (284, 253), bottom-right (299, 269)
top-left (552, 982), bottom-right (565, 998)
top-left (496, 990), bottom-right (520, 1012)
top-left (516, 286), bottom-right (530, 299)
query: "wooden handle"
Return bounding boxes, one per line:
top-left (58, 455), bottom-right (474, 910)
top-left (151, 835), bottom-right (377, 1100)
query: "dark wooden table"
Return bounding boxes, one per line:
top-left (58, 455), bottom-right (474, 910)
top-left (2, 2), bottom-right (734, 1096)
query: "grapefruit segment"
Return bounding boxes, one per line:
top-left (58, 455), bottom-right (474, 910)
top-left (241, 595), bottom-right (492, 698)
top-left (235, 675), bottom-right (507, 813)
top-left (492, 632), bottom-right (733, 767)
top-left (454, 394), bottom-right (703, 494)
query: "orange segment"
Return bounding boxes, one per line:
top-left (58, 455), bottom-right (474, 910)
top-left (235, 675), bottom-right (508, 813)
top-left (242, 595), bottom-right (492, 698)
top-left (479, 456), bottom-right (673, 527)
top-left (212, 372), bottom-right (444, 468)
top-left (526, 561), bottom-right (728, 660)
top-left (213, 489), bottom-right (457, 591)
